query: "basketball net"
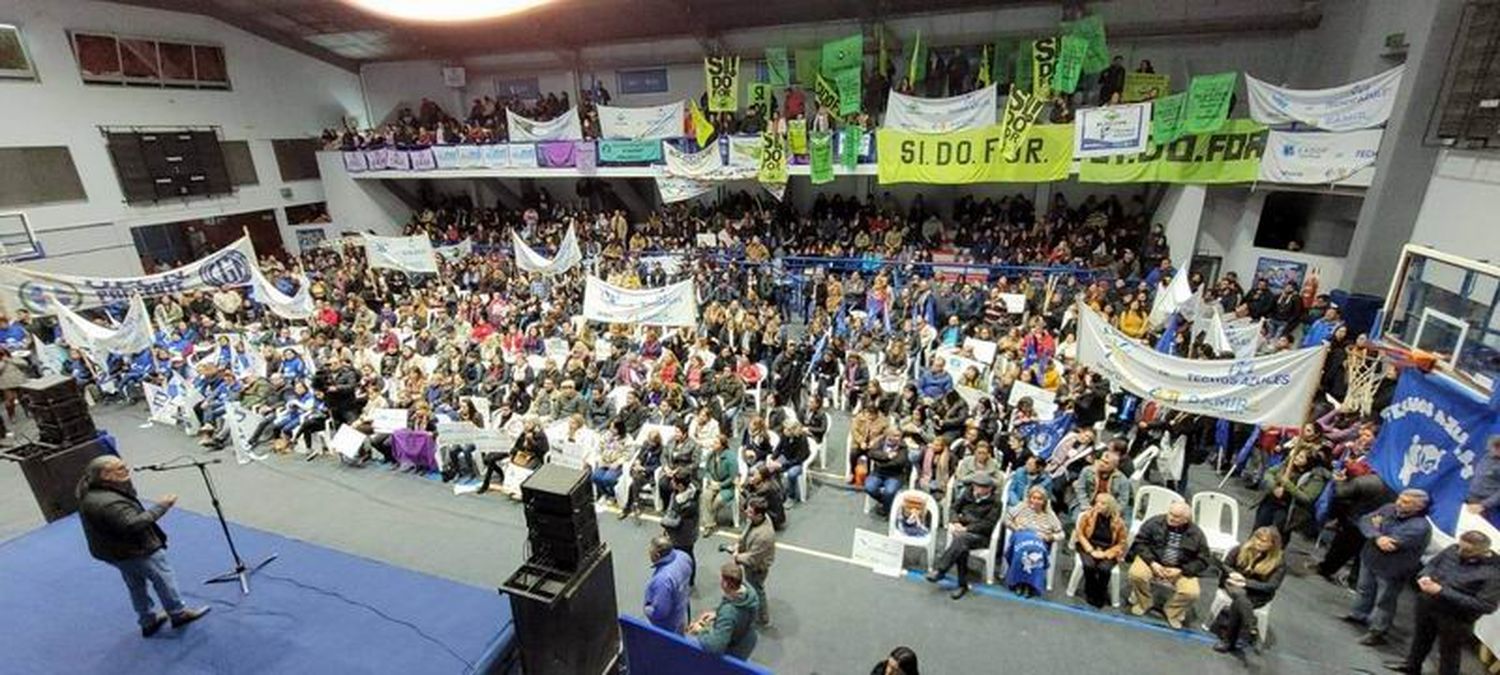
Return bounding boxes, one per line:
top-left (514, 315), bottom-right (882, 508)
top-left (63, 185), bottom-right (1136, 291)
top-left (1341, 341), bottom-right (1439, 415)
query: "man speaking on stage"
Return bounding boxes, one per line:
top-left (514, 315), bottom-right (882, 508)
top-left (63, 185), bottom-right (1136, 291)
top-left (77, 456), bottom-right (210, 637)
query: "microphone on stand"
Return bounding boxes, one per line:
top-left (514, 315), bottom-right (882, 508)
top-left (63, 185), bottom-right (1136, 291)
top-left (136, 458), bottom-right (223, 472)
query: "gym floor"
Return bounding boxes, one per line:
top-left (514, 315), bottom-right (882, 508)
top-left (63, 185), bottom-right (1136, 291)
top-left (0, 404), bottom-right (1468, 674)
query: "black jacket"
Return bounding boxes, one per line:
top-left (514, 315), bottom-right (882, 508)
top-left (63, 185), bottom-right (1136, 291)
top-left (1129, 514), bottom-right (1211, 577)
top-left (79, 484), bottom-right (169, 563)
top-left (948, 489), bottom-right (1002, 540)
top-left (1420, 546), bottom-right (1500, 624)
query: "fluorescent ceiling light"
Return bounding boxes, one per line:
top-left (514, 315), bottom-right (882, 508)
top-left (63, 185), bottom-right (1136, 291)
top-left (343, 0), bottom-right (554, 23)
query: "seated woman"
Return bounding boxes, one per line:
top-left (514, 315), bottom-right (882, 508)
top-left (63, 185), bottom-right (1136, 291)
top-left (589, 421), bottom-right (631, 503)
top-left (700, 436), bottom-right (738, 534)
top-left (1209, 527), bottom-right (1286, 653)
top-left (953, 441), bottom-right (1003, 495)
top-left (917, 437), bottom-right (954, 501)
top-left (1073, 492), bottom-right (1128, 609)
top-left (620, 429), bottom-right (667, 519)
top-left (1002, 485), bottom-right (1064, 597)
top-left (740, 416), bottom-right (774, 466)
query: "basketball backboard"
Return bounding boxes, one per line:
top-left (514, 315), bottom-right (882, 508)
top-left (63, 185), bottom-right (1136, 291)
top-left (1381, 244), bottom-right (1500, 395)
top-left (0, 213), bottom-right (43, 262)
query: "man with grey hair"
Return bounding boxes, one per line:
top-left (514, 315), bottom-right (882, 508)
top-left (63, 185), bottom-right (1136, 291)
top-left (1386, 530), bottom-right (1500, 675)
top-left (643, 535), bottom-right (693, 634)
top-left (1344, 488), bottom-right (1432, 646)
top-left (76, 456), bottom-right (209, 637)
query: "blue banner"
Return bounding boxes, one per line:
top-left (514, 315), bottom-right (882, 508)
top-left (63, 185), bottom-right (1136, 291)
top-left (1369, 370), bottom-right (1500, 533)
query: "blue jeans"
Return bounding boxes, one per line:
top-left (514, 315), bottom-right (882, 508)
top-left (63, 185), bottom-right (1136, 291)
top-left (109, 550), bottom-right (186, 626)
top-left (1351, 564), bottom-right (1405, 633)
top-left (592, 466), bottom-right (623, 500)
top-left (864, 474), bottom-right (902, 512)
top-left (784, 464), bottom-right (805, 502)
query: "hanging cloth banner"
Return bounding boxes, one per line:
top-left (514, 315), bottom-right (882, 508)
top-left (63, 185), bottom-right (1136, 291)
top-left (836, 68), bottom-right (862, 116)
top-left (727, 135), bottom-right (761, 170)
top-left (537, 140), bottom-right (578, 168)
top-left (512, 226), bottom-right (583, 276)
top-left (840, 126), bottom-right (862, 170)
top-left (689, 100), bottom-right (715, 147)
top-left (821, 33), bottom-right (863, 79)
top-left (505, 109), bottom-right (583, 142)
top-left (431, 146), bottom-right (459, 169)
top-left (662, 142), bottom-right (757, 181)
top-left (765, 47), bottom-right (790, 87)
top-left (757, 131), bottom-right (788, 185)
top-left (795, 48), bottom-right (821, 86)
top-left (596, 101), bottom-right (685, 140)
top-left (363, 234), bottom-right (439, 274)
top-left (810, 131), bottom-right (835, 184)
top-left (748, 83), bottom-right (773, 114)
top-left (0, 237), bottom-right (256, 315)
top-left (1258, 128), bottom-right (1382, 186)
top-left (999, 86), bottom-right (1048, 160)
top-left (597, 139), bottom-right (664, 164)
top-left (1053, 35), bottom-right (1088, 94)
top-left (705, 55), bottom-right (741, 112)
top-left (908, 30), bottom-right (927, 86)
top-left (475, 144), bottom-right (503, 168)
top-left (1031, 37), bottom-right (1059, 98)
top-left (656, 173), bottom-right (717, 204)
top-left (583, 277), bottom-right (699, 327)
top-left (815, 73), bottom-right (840, 114)
top-left (409, 148), bottom-right (437, 171)
top-left (1122, 72), bottom-right (1170, 103)
top-left (509, 143), bottom-right (539, 168)
top-left (1060, 14), bottom-right (1110, 74)
top-left (1182, 72), bottom-right (1238, 135)
top-left (876, 123), bottom-right (1073, 184)
top-left (363, 149), bottom-right (389, 171)
top-left (1147, 264), bottom-right (1201, 329)
top-left (342, 151), bottom-right (368, 173)
top-left (575, 140), bottom-right (597, 172)
top-left (248, 263), bottom-right (315, 320)
top-left (1200, 309), bottom-right (1264, 359)
top-left (1078, 119), bottom-right (1267, 184)
top-left (1247, 64), bottom-right (1405, 131)
top-left (1076, 303), bottom-right (1327, 427)
top-left (434, 239), bottom-right (474, 262)
top-left (884, 84), bottom-right (999, 133)
top-left (54, 293), bottom-right (156, 356)
top-left (386, 150), bottom-right (411, 171)
top-left (788, 119), bottom-right (808, 155)
top-left (1369, 370), bottom-right (1500, 534)
top-left (1074, 102), bottom-right (1152, 158)
top-left (1151, 92), bottom-right (1188, 146)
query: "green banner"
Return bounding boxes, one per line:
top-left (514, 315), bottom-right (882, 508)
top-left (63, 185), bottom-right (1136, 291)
top-left (835, 68), bottom-right (861, 116)
top-left (810, 131), bottom-right (834, 184)
top-left (822, 33), bottom-right (863, 78)
top-left (908, 31), bottom-right (927, 86)
top-left (795, 49), bottom-right (821, 86)
top-left (705, 55), bottom-right (740, 112)
top-left (815, 73), bottom-right (839, 113)
top-left (1151, 92), bottom-right (1187, 146)
top-left (1182, 72), bottom-right (1238, 135)
top-left (1032, 37), bottom-right (1058, 98)
top-left (758, 131), bottom-right (788, 185)
top-left (1078, 119), bottom-right (1267, 184)
top-left (1060, 15), bottom-right (1109, 74)
top-left (1000, 85), bottom-right (1047, 160)
top-left (597, 139), bottom-right (664, 164)
top-left (1122, 72), bottom-right (1169, 103)
top-left (748, 82), bottom-right (773, 114)
top-left (876, 123), bottom-right (1074, 184)
top-left (1014, 41), bottom-right (1032, 93)
top-left (788, 119), bottom-right (807, 155)
top-left (1053, 35), bottom-right (1087, 94)
top-left (841, 126), bottom-right (861, 169)
top-left (765, 47), bottom-right (790, 87)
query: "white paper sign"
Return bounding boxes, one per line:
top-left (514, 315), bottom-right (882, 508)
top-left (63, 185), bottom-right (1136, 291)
top-left (1000, 293), bottom-right (1027, 314)
top-left (1009, 380), bottom-right (1059, 421)
top-left (331, 425), bottom-right (367, 460)
top-left (852, 529), bottom-right (906, 577)
top-left (1074, 102), bottom-right (1152, 158)
top-left (372, 408), bottom-right (409, 434)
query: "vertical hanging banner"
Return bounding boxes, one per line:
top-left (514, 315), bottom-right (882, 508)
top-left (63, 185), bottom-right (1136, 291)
top-left (999, 86), bottom-right (1047, 160)
top-left (840, 126), bottom-right (862, 169)
top-left (822, 33), bottom-right (864, 79)
top-left (815, 73), bottom-right (840, 113)
top-left (1151, 92), bottom-right (1188, 145)
top-left (795, 48), bottom-right (821, 86)
top-left (748, 82), bottom-right (773, 114)
top-left (1053, 35), bottom-right (1087, 94)
top-left (1031, 37), bottom-right (1059, 98)
top-left (907, 30), bottom-right (927, 87)
top-left (1014, 41), bottom-right (1033, 93)
top-left (1122, 72), bottom-right (1171, 103)
top-left (705, 55), bottom-right (741, 112)
top-left (788, 119), bottom-right (808, 155)
top-left (809, 131), bottom-right (834, 184)
top-left (1182, 72), bottom-right (1238, 135)
top-left (836, 68), bottom-right (862, 116)
top-left (1060, 14), bottom-right (1110, 74)
top-left (765, 47), bottom-right (790, 87)
top-left (1247, 65), bottom-right (1405, 131)
top-left (1073, 102), bottom-right (1152, 158)
top-left (757, 131), bottom-right (788, 185)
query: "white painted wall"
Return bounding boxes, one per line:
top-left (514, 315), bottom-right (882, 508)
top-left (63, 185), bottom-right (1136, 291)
top-left (1157, 185), bottom-right (1206, 267)
top-left (1410, 150), bottom-right (1500, 266)
top-left (1197, 188), bottom-right (1347, 290)
top-left (0, 0), bottom-right (363, 275)
top-left (315, 153), bottom-right (410, 239)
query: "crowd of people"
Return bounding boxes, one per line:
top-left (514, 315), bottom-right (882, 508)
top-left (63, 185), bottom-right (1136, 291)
top-left (26, 188), bottom-right (1500, 673)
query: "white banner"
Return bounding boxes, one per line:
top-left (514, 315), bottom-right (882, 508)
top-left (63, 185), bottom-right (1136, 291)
top-left (512, 226), bottom-right (582, 276)
top-left (225, 402), bottom-right (269, 465)
top-left (884, 84), bottom-right (998, 133)
top-left (662, 142), bottom-right (757, 181)
top-left (582, 276), bottom-right (698, 327)
top-left (1259, 128), bottom-right (1382, 187)
top-left (1074, 102), bottom-right (1152, 158)
top-left (0, 237), bottom-right (256, 315)
top-left (435, 239), bottom-right (474, 262)
top-left (598, 102), bottom-right (685, 140)
top-left (1147, 264), bottom-right (1200, 329)
top-left (1247, 65), bottom-right (1404, 131)
top-left (1201, 309), bottom-right (1264, 359)
top-left (509, 143), bottom-right (538, 168)
top-left (143, 382), bottom-right (180, 426)
top-left (479, 144), bottom-right (508, 168)
top-left (506, 109), bottom-right (584, 142)
top-left (363, 234), bottom-right (439, 274)
top-left (249, 264), bottom-right (314, 321)
top-left (55, 293), bottom-right (155, 357)
top-left (656, 174), bottom-right (717, 203)
top-left (432, 145), bottom-right (460, 169)
top-left (1077, 304), bottom-right (1326, 427)
top-left (727, 135), bottom-right (760, 170)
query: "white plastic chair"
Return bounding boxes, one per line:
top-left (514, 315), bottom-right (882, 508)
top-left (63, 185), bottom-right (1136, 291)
top-left (886, 489), bottom-right (941, 571)
top-left (794, 442), bottom-right (818, 503)
top-left (1208, 589), bottom-right (1274, 646)
top-left (961, 517), bottom-right (1005, 585)
top-left (1155, 434), bottom-right (1189, 487)
top-left (1192, 491), bottom-right (1242, 557)
top-left (1129, 445), bottom-right (1161, 484)
top-left (749, 364), bottom-right (769, 411)
top-left (1130, 485), bottom-right (1183, 536)
top-left (1065, 551), bottom-right (1122, 606)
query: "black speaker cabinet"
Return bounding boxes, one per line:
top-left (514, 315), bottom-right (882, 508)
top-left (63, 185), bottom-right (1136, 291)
top-left (501, 548), bottom-right (620, 675)
top-left (520, 465), bottom-right (601, 571)
top-left (1, 436), bottom-right (111, 521)
top-left (19, 376), bottom-right (95, 446)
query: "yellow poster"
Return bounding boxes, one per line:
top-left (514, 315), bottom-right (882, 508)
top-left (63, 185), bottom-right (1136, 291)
top-left (876, 124), bottom-right (1073, 184)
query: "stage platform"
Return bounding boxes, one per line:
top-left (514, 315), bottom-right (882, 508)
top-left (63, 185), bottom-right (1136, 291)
top-left (0, 510), bottom-right (514, 675)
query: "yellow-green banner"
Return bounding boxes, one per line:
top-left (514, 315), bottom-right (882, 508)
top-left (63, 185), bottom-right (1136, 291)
top-left (705, 55), bottom-right (740, 112)
top-left (758, 131), bottom-right (788, 184)
top-left (876, 124), bottom-right (1073, 184)
top-left (1078, 119), bottom-right (1267, 184)
top-left (1032, 37), bottom-right (1058, 98)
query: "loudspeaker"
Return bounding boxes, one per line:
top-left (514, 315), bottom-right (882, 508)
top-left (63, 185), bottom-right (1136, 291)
top-left (19, 376), bottom-right (96, 446)
top-left (520, 465), bottom-right (601, 571)
top-left (502, 548), bottom-right (621, 675)
top-left (1, 436), bottom-right (111, 521)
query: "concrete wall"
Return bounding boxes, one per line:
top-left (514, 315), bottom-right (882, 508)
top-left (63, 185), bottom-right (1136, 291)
top-left (1410, 150), bottom-right (1500, 266)
top-left (1197, 188), bottom-right (1347, 290)
top-left (0, 0), bottom-right (364, 275)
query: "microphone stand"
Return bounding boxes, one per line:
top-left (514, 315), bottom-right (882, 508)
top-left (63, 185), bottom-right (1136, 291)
top-left (139, 458), bottom-right (276, 594)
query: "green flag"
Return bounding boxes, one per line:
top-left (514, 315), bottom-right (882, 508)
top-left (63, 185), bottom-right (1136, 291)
top-left (815, 72), bottom-right (839, 113)
top-left (748, 82), bottom-right (773, 114)
top-left (704, 55), bottom-right (740, 112)
top-left (765, 47), bottom-right (789, 87)
top-left (789, 119), bottom-right (808, 155)
top-left (978, 45), bottom-right (992, 87)
top-left (835, 68), bottom-right (861, 116)
top-left (1061, 15), bottom-right (1109, 74)
top-left (810, 131), bottom-right (834, 184)
top-left (878, 25), bottom-right (890, 77)
top-left (840, 126), bottom-right (861, 169)
top-left (907, 31), bottom-right (926, 87)
top-left (758, 131), bottom-right (787, 185)
top-left (1182, 72), bottom-right (1237, 135)
top-left (822, 33), bottom-right (863, 78)
top-left (1151, 92), bottom-right (1188, 145)
top-left (794, 49), bottom-right (820, 86)
top-left (1014, 41), bottom-right (1032, 93)
top-left (1053, 35), bottom-right (1087, 94)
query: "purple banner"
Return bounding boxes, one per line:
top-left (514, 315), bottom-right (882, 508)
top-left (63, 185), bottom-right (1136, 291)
top-left (387, 149), bottom-right (412, 171)
top-left (343, 151), bottom-right (367, 173)
top-left (538, 141), bottom-right (577, 168)
top-left (409, 148), bottom-right (437, 171)
top-left (363, 148), bottom-right (389, 171)
top-left (575, 141), bottom-right (597, 172)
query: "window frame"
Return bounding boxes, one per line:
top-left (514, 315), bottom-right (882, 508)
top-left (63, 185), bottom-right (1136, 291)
top-left (67, 30), bottom-right (231, 90)
top-left (0, 23), bottom-right (39, 81)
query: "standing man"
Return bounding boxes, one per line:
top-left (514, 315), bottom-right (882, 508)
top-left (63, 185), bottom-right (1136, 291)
top-left (687, 562), bottom-right (760, 659)
top-left (1465, 435), bottom-right (1500, 521)
top-left (1385, 531), bottom-right (1500, 675)
top-left (77, 456), bottom-right (210, 636)
top-left (924, 473), bottom-right (1002, 599)
top-left (1344, 488), bottom-right (1433, 646)
top-left (643, 537), bottom-right (693, 634)
top-left (730, 498), bottom-right (776, 628)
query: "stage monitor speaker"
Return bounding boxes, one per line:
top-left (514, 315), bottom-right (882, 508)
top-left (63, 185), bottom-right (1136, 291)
top-left (520, 465), bottom-right (601, 571)
top-left (0, 436), bottom-right (112, 521)
top-left (501, 547), bottom-right (621, 675)
top-left (19, 375), bottom-right (96, 446)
